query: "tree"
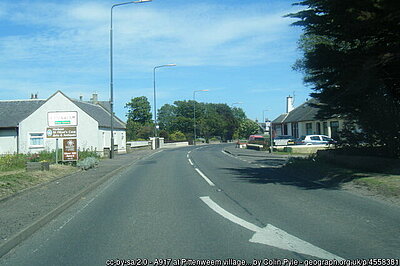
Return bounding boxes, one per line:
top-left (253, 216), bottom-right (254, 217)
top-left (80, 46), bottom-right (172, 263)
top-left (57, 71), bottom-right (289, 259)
top-left (157, 101), bottom-right (246, 142)
top-left (237, 119), bottom-right (260, 139)
top-left (288, 0), bottom-right (400, 157)
top-left (157, 104), bottom-right (177, 132)
top-left (125, 96), bottom-right (152, 124)
top-left (125, 96), bottom-right (153, 140)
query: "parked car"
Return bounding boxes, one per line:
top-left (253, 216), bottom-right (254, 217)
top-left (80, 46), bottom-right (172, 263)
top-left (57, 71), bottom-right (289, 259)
top-left (248, 135), bottom-right (267, 145)
top-left (289, 135), bottom-right (337, 145)
top-left (273, 135), bottom-right (294, 146)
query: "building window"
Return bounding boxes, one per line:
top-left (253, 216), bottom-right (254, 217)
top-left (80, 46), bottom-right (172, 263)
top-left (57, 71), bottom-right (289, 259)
top-left (291, 123), bottom-right (299, 138)
top-left (316, 122), bottom-right (321, 134)
top-left (306, 123), bottom-right (312, 135)
top-left (330, 121), bottom-right (340, 139)
top-left (283, 124), bottom-right (288, 135)
top-left (323, 122), bottom-right (328, 135)
top-left (29, 133), bottom-right (44, 148)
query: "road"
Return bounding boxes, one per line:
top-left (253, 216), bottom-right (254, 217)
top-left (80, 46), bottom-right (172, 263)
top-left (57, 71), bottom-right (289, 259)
top-left (1, 144), bottom-right (400, 265)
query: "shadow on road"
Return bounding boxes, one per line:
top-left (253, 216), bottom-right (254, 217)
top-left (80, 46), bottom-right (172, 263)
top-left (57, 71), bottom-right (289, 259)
top-left (221, 160), bottom-right (369, 190)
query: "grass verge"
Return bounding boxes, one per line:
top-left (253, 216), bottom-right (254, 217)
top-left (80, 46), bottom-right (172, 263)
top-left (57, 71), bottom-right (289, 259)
top-left (0, 164), bottom-right (79, 200)
top-left (284, 156), bottom-right (400, 201)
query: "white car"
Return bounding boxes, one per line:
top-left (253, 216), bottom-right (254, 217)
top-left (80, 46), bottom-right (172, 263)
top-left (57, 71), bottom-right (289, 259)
top-left (273, 135), bottom-right (294, 146)
top-left (294, 135), bottom-right (337, 145)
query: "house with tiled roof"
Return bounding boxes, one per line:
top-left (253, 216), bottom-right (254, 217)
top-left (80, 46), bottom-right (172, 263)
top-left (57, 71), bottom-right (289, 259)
top-left (271, 96), bottom-right (344, 140)
top-left (0, 91), bottom-right (126, 155)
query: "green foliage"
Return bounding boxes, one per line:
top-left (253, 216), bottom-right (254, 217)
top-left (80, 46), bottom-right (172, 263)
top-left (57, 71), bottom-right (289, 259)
top-left (169, 131), bottom-right (186, 141)
top-left (288, 0), bottom-right (400, 157)
top-left (0, 154), bottom-right (27, 171)
top-left (236, 119), bottom-right (260, 139)
top-left (157, 100), bottom-right (251, 142)
top-left (125, 96), bottom-right (152, 124)
top-left (125, 96), bottom-right (154, 141)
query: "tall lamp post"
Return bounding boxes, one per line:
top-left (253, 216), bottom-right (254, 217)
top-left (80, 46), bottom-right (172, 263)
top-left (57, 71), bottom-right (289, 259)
top-left (193, 90), bottom-right (208, 145)
top-left (153, 64), bottom-right (176, 140)
top-left (109, 0), bottom-right (151, 159)
top-left (263, 108), bottom-right (273, 153)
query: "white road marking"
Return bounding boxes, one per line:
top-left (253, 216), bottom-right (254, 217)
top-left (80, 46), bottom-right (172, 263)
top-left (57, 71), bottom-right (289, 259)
top-left (195, 168), bottom-right (215, 186)
top-left (188, 159), bottom-right (194, 166)
top-left (187, 154), bottom-right (189, 158)
top-left (200, 196), bottom-right (344, 260)
top-left (221, 150), bottom-right (231, 156)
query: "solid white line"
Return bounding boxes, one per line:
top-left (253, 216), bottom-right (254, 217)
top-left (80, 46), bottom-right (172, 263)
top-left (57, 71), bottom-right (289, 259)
top-left (195, 168), bottom-right (215, 186)
top-left (200, 196), bottom-right (260, 232)
top-left (188, 159), bottom-right (194, 166)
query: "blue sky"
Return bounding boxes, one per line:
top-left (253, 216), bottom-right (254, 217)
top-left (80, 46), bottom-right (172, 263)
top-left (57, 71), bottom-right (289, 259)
top-left (0, 0), bottom-right (310, 122)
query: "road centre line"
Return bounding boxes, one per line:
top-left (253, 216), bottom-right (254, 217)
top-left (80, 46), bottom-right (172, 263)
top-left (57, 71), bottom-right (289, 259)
top-left (200, 196), bottom-right (344, 260)
top-left (195, 168), bottom-right (215, 187)
top-left (188, 159), bottom-right (194, 166)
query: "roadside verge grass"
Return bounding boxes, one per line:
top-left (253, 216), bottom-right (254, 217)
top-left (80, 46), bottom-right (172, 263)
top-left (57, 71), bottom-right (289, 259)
top-left (284, 156), bottom-right (400, 201)
top-left (0, 164), bottom-right (78, 200)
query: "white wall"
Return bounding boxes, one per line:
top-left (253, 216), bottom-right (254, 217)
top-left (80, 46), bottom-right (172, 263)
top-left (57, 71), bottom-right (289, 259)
top-left (99, 128), bottom-right (126, 153)
top-left (19, 92), bottom-right (99, 154)
top-left (0, 129), bottom-right (17, 154)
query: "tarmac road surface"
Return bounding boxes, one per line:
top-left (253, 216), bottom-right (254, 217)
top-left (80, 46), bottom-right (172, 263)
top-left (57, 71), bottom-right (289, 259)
top-left (1, 144), bottom-right (399, 265)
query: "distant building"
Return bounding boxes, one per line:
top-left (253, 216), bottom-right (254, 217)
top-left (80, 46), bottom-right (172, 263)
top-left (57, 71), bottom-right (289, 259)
top-left (0, 91), bottom-right (126, 155)
top-left (271, 96), bottom-right (344, 139)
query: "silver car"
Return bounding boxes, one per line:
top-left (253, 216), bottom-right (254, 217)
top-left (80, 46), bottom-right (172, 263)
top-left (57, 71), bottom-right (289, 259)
top-left (295, 135), bottom-right (336, 145)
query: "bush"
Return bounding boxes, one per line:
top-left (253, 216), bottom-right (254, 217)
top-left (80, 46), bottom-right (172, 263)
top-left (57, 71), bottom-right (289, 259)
top-left (0, 154), bottom-right (27, 171)
top-left (78, 150), bottom-right (100, 160)
top-left (170, 131), bottom-right (186, 141)
top-left (77, 157), bottom-right (99, 170)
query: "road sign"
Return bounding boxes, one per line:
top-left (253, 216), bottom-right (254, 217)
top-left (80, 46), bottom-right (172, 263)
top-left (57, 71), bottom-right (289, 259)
top-left (63, 139), bottom-right (78, 161)
top-left (48, 111), bottom-right (78, 126)
top-left (46, 127), bottom-right (77, 138)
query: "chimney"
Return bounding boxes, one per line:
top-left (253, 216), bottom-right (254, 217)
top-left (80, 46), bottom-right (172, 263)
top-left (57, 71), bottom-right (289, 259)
top-left (90, 93), bottom-right (98, 104)
top-left (30, 93), bottom-right (34, 99)
top-left (286, 96), bottom-right (294, 113)
top-left (79, 95), bottom-right (83, 101)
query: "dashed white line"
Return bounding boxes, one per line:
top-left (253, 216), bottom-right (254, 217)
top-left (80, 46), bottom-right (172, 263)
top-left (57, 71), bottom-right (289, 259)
top-left (188, 159), bottom-right (194, 166)
top-left (195, 168), bottom-right (215, 186)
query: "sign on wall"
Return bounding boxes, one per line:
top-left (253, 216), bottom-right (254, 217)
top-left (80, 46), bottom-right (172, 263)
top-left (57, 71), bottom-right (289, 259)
top-left (63, 139), bottom-right (78, 161)
top-left (48, 111), bottom-right (78, 126)
top-left (46, 127), bottom-right (77, 138)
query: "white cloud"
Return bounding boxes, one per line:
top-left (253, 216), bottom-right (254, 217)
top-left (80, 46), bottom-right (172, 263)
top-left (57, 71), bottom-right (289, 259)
top-left (0, 1), bottom-right (299, 69)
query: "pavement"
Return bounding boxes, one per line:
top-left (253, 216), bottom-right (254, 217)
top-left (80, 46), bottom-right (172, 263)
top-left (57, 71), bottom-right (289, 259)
top-left (0, 148), bottom-right (156, 258)
top-left (222, 145), bottom-right (304, 168)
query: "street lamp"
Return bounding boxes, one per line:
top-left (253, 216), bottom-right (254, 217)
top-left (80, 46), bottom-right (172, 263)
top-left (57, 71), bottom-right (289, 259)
top-left (193, 90), bottom-right (208, 145)
top-left (262, 108), bottom-right (269, 124)
top-left (263, 108), bottom-right (273, 153)
top-left (109, 0), bottom-right (151, 159)
top-left (153, 64), bottom-right (176, 140)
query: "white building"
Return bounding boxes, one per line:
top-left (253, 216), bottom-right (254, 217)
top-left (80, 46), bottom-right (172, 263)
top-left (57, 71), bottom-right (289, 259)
top-left (272, 96), bottom-right (344, 140)
top-left (0, 91), bottom-right (126, 155)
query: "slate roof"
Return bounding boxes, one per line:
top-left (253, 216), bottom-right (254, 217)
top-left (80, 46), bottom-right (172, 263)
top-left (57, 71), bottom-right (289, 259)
top-left (272, 98), bottom-right (320, 124)
top-left (0, 93), bottom-right (125, 129)
top-left (271, 113), bottom-right (288, 124)
top-left (72, 100), bottom-right (125, 129)
top-left (0, 100), bottom-right (46, 127)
